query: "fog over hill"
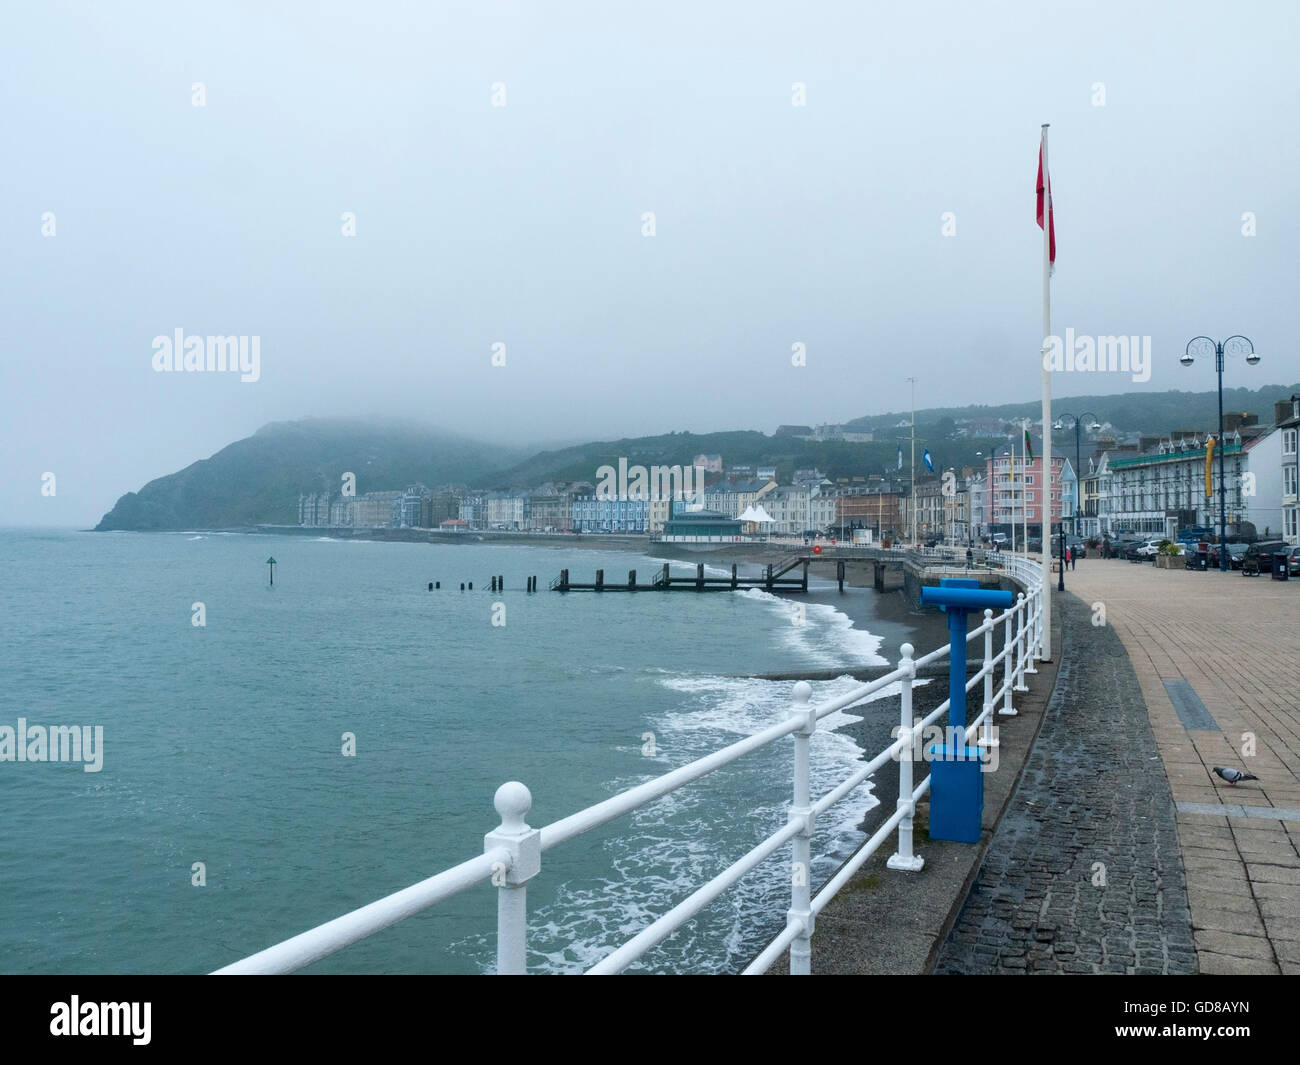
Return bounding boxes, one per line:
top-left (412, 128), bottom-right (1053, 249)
top-left (93, 419), bottom-right (527, 531)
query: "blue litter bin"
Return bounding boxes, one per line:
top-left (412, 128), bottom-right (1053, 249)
top-left (928, 742), bottom-right (986, 843)
top-left (919, 579), bottom-right (1014, 844)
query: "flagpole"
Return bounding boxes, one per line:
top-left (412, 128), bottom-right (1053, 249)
top-left (1039, 123), bottom-right (1053, 661)
top-left (1021, 419), bottom-right (1027, 555)
top-left (908, 376), bottom-right (917, 545)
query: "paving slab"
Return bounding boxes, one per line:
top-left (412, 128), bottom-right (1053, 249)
top-left (1053, 561), bottom-right (1300, 973)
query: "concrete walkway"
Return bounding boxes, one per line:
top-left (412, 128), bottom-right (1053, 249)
top-left (1060, 559), bottom-right (1300, 975)
top-left (934, 592), bottom-right (1197, 973)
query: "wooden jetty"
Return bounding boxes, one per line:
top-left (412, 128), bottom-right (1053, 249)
top-left (550, 559), bottom-right (810, 593)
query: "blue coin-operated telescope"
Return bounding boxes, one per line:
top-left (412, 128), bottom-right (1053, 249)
top-left (918, 578), bottom-right (1014, 843)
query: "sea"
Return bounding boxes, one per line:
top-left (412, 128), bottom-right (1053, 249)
top-left (0, 528), bottom-right (924, 975)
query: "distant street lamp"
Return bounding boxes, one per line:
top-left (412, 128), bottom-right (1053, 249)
top-left (1058, 527), bottom-right (1066, 592)
top-left (1183, 336), bottom-right (1259, 571)
top-left (1052, 411), bottom-right (1101, 538)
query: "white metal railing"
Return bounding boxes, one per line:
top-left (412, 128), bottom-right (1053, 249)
top-left (214, 568), bottom-right (1044, 976)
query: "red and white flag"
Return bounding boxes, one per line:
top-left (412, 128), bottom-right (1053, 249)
top-left (1036, 129), bottom-right (1056, 274)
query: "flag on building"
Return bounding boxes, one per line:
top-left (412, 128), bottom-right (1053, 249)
top-left (1024, 428), bottom-right (1034, 463)
top-left (1205, 437), bottom-right (1216, 498)
top-left (1036, 128), bottom-right (1056, 275)
top-left (922, 448), bottom-right (934, 473)
top-left (897, 445), bottom-right (903, 470)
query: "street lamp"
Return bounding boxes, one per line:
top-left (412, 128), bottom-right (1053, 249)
top-left (1183, 335), bottom-right (1258, 571)
top-left (1052, 411), bottom-right (1101, 539)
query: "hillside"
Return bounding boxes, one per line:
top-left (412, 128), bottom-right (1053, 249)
top-left (845, 384), bottom-right (1300, 437)
top-left (482, 430), bottom-right (947, 489)
top-left (93, 419), bottom-right (526, 530)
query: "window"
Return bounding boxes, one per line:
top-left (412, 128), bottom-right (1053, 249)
top-left (1284, 429), bottom-right (1298, 456)
top-left (1286, 465), bottom-right (1299, 497)
top-left (1026, 475), bottom-right (1035, 484)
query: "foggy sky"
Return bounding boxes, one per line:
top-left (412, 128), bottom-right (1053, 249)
top-left (3, 0), bottom-right (1297, 527)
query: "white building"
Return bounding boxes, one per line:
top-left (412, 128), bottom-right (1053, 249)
top-left (1099, 428), bottom-right (1279, 539)
top-left (485, 492), bottom-right (526, 530)
top-left (966, 474), bottom-right (986, 539)
top-left (1276, 396), bottom-right (1300, 544)
top-left (762, 485), bottom-right (837, 535)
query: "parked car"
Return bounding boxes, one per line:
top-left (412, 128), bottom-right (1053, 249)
top-left (1243, 540), bottom-right (1288, 576)
top-left (1104, 538), bottom-right (1131, 559)
top-left (1207, 543), bottom-right (1247, 569)
top-left (1283, 545), bottom-right (1300, 576)
top-left (1128, 538), bottom-right (1162, 561)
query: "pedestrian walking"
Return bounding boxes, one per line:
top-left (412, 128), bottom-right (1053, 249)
top-left (1070, 547), bottom-right (1076, 570)
top-left (966, 547), bottom-right (974, 571)
top-left (1065, 546), bottom-right (1072, 570)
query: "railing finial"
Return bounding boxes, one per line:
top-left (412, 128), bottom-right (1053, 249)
top-left (494, 781), bottom-right (532, 833)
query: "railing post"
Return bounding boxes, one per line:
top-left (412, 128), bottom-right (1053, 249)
top-left (1001, 603), bottom-right (1019, 714)
top-left (888, 643), bottom-right (924, 873)
top-left (483, 781), bottom-right (541, 975)
top-left (1014, 593), bottom-right (1030, 689)
top-left (787, 681), bottom-right (816, 975)
top-left (1032, 584), bottom-right (1044, 662)
top-left (980, 609), bottom-right (997, 749)
top-left (1023, 590), bottom-right (1039, 676)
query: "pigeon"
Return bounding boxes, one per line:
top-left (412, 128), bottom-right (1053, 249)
top-left (1213, 766), bottom-right (1258, 786)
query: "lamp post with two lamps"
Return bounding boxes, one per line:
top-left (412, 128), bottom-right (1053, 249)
top-left (1182, 336), bottom-right (1259, 572)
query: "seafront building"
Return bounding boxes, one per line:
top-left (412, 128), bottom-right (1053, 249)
top-left (1274, 395), bottom-right (1299, 544)
top-left (297, 491), bottom-right (331, 526)
top-left (525, 490), bottom-right (574, 533)
top-left (832, 485), bottom-right (903, 541)
top-left (485, 491), bottom-right (527, 530)
top-left (983, 445), bottom-right (1068, 543)
top-left (571, 495), bottom-right (649, 533)
top-left (1095, 421), bottom-right (1279, 540)
top-left (762, 485), bottom-right (837, 536)
top-left (701, 476), bottom-right (777, 521)
top-left (965, 473), bottom-right (986, 540)
top-left (944, 475), bottom-right (971, 543)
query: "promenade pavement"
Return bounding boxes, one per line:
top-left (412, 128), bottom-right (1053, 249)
top-left (1062, 558), bottom-right (1300, 975)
